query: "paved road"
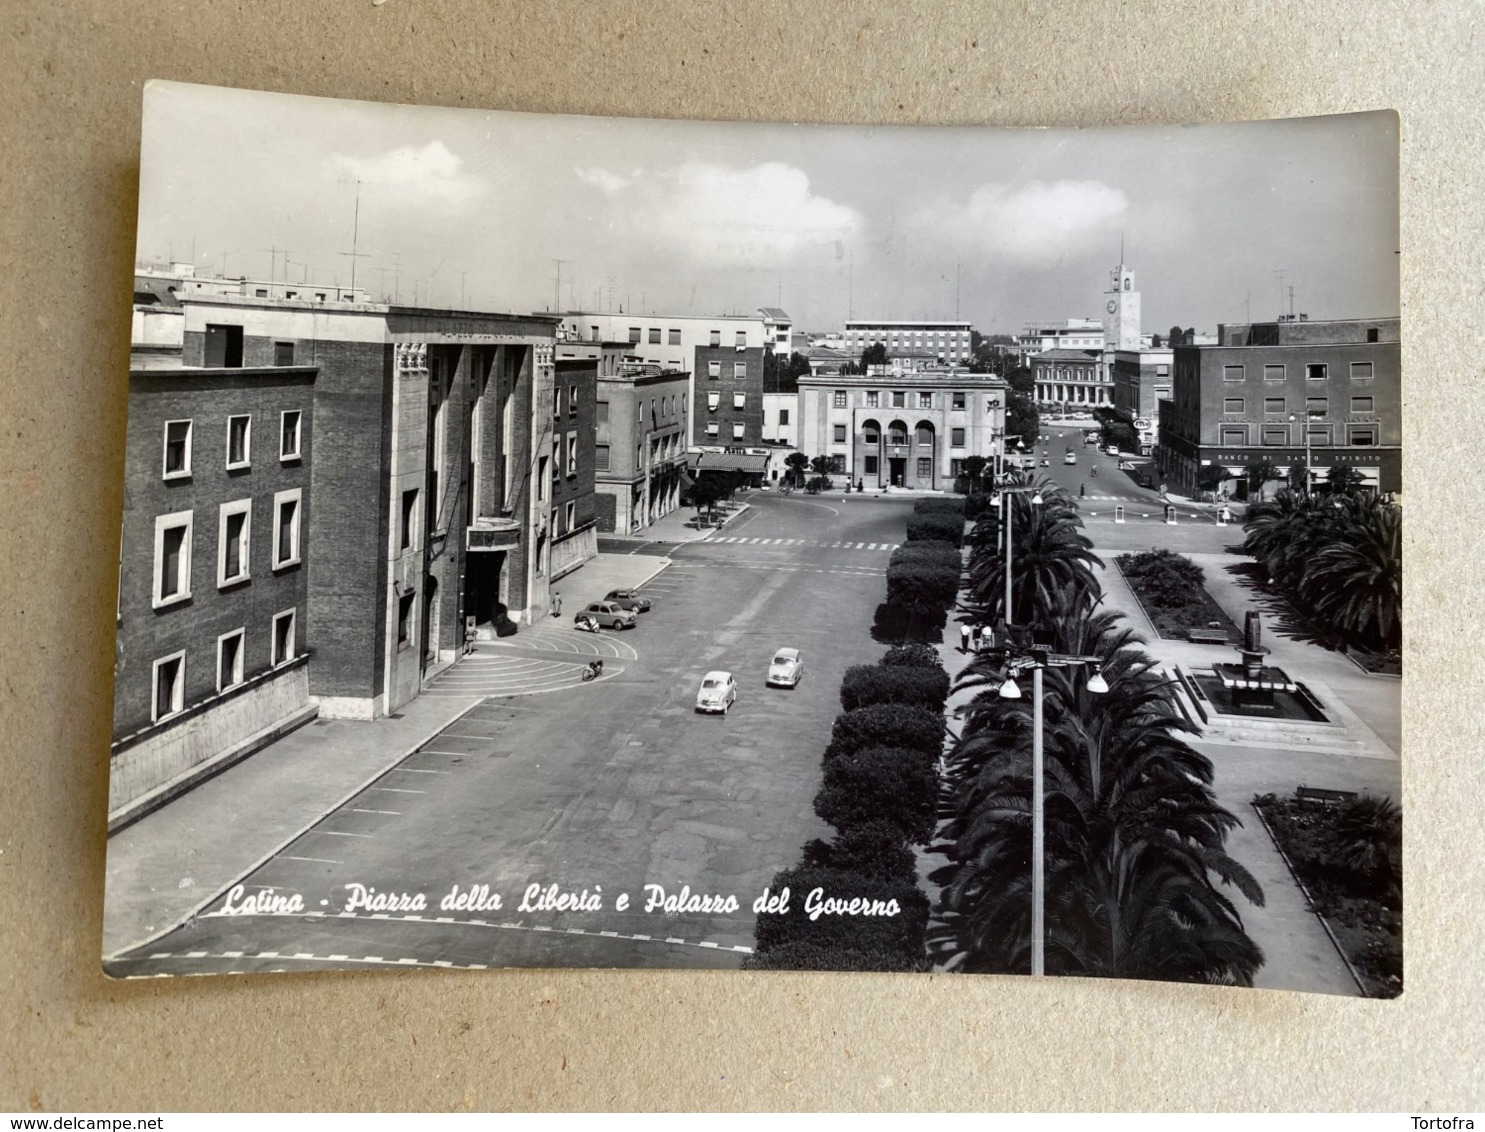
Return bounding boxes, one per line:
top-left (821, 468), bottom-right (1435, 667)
top-left (108, 493), bottom-right (916, 977)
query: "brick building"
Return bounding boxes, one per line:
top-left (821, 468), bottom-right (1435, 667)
top-left (179, 294), bottom-right (561, 720)
top-left (797, 366), bottom-right (1008, 490)
top-left (111, 365), bottom-right (317, 825)
top-left (1156, 317), bottom-right (1401, 498)
top-left (694, 342), bottom-right (765, 446)
top-left (590, 361), bottom-right (690, 535)
top-left (1111, 347), bottom-right (1174, 453)
top-left (549, 357), bottom-right (600, 578)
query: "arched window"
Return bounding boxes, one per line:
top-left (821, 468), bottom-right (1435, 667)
top-left (888, 419), bottom-right (909, 446)
top-left (915, 421), bottom-right (936, 447)
top-left (862, 417), bottom-right (881, 446)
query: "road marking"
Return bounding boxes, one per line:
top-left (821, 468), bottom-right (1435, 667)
top-left (351, 809), bottom-right (401, 816)
top-left (397, 768), bottom-right (447, 774)
top-left (315, 830), bottom-right (373, 838)
top-left (285, 856), bottom-right (343, 865)
top-left (370, 787), bottom-right (425, 794)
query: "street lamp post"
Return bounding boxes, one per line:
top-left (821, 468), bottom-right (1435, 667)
top-left (994, 640), bottom-right (1108, 975)
top-left (990, 484), bottom-right (1043, 626)
top-left (1289, 409), bottom-right (1322, 493)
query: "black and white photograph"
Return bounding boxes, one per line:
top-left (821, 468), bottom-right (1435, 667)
top-left (104, 82), bottom-right (1401, 995)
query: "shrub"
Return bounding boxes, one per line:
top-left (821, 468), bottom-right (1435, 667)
top-left (905, 512), bottom-right (964, 547)
top-left (747, 863), bottom-right (930, 971)
top-left (824, 704), bottom-right (946, 762)
top-left (889, 540), bottom-right (960, 565)
top-left (964, 494), bottom-right (1001, 522)
top-left (801, 820), bottom-right (918, 885)
top-left (913, 497), bottom-right (966, 518)
top-left (885, 559), bottom-right (960, 613)
top-left (881, 643), bottom-right (943, 670)
top-left (840, 664), bottom-right (950, 713)
top-left (1117, 549), bottom-right (1207, 611)
top-left (815, 745), bottom-right (938, 843)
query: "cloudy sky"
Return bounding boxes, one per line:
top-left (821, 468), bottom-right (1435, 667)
top-left (137, 82), bottom-right (1398, 336)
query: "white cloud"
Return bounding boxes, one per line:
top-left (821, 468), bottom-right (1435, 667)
top-left (907, 180), bottom-right (1128, 266)
top-left (322, 141), bottom-right (484, 208)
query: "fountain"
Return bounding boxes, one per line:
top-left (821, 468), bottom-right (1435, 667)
top-left (1191, 611), bottom-right (1328, 721)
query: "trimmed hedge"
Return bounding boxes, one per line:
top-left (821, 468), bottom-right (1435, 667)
top-left (905, 512), bottom-right (965, 546)
top-left (801, 820), bottom-right (919, 885)
top-left (889, 539), bottom-right (960, 564)
top-left (913, 497), bottom-right (966, 518)
top-left (840, 663), bottom-right (950, 713)
top-left (881, 643), bottom-right (943, 670)
top-left (824, 704), bottom-right (946, 762)
top-left (885, 559), bottom-right (960, 613)
top-left (745, 863), bottom-right (931, 972)
top-left (814, 744), bottom-right (939, 843)
top-left (965, 493), bottom-right (1000, 522)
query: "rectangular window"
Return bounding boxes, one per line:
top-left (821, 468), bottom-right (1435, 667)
top-left (668, 329), bottom-right (681, 345)
top-left (1220, 426), bottom-right (1248, 446)
top-left (204, 324), bottom-right (244, 367)
top-left (273, 607), bottom-right (297, 665)
top-left (163, 420), bottom-right (192, 479)
top-left (1306, 397), bottom-right (1328, 415)
top-left (950, 428), bottom-right (966, 447)
top-left (567, 434), bottom-right (578, 475)
top-left (1263, 397), bottom-right (1287, 417)
top-left (401, 488), bottom-right (418, 550)
top-left (552, 438), bottom-right (561, 482)
top-left (708, 361), bottom-right (721, 378)
top-left (628, 327), bottom-right (641, 344)
top-left (564, 501), bottom-right (577, 532)
top-left (1155, 386), bottom-right (1171, 398)
top-left (590, 325), bottom-right (600, 342)
top-left (778, 409), bottom-right (789, 425)
top-left (226, 415), bottom-right (250, 468)
top-left (280, 410), bottom-right (301, 461)
top-left (537, 455), bottom-right (548, 501)
top-left (736, 331), bottom-right (746, 348)
top-left (952, 391), bottom-right (966, 410)
top-left (1351, 361), bottom-right (1374, 381)
top-left (1351, 395), bottom-right (1375, 414)
top-left (917, 457), bottom-right (932, 478)
top-left (596, 400), bottom-right (609, 425)
top-left (254, 288), bottom-right (268, 298)
top-left (217, 500), bottom-right (251, 587)
top-left (595, 444), bottom-right (610, 470)
top-left (1223, 398), bottom-right (1244, 414)
top-left (554, 386), bottom-right (562, 418)
top-left (153, 510), bottom-right (193, 608)
top-left (1262, 427), bottom-right (1288, 446)
top-left (1263, 364), bottom-right (1285, 383)
top-left (152, 651), bottom-right (185, 722)
top-left (1306, 363), bottom-right (1329, 381)
top-left (833, 424), bottom-right (847, 443)
top-left (1223, 365), bottom-right (1244, 382)
top-left (1349, 426), bottom-right (1378, 446)
top-left (710, 330), bottom-right (721, 347)
top-left (864, 455), bottom-right (879, 474)
top-left (892, 391), bottom-right (905, 407)
top-left (833, 390), bottom-right (847, 408)
top-left (866, 391), bottom-right (879, 407)
top-left (732, 422), bottom-right (746, 440)
top-left (706, 422), bottom-right (720, 438)
top-left (733, 392), bottom-right (746, 410)
top-left (734, 362), bottom-right (747, 378)
top-left (396, 589), bottom-right (417, 647)
top-left (918, 392), bottom-right (932, 409)
top-left (1155, 364), bottom-right (1170, 376)
top-left (217, 629), bottom-right (244, 692)
top-left (648, 328), bottom-right (661, 344)
top-left (707, 391), bottom-right (721, 411)
top-left (272, 488), bottom-right (302, 569)
top-left (274, 341), bottom-right (295, 366)
top-left (569, 385), bottom-right (579, 416)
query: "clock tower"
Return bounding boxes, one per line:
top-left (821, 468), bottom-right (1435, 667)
top-left (1102, 262), bottom-right (1141, 352)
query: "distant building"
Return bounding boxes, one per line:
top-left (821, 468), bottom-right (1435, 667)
top-left (1111, 347), bottom-right (1174, 452)
top-left (797, 367), bottom-right (1008, 490)
top-left (1156, 317), bottom-right (1401, 498)
top-left (804, 345), bottom-right (852, 376)
top-left (179, 294), bottom-right (561, 721)
top-left (550, 357), bottom-right (601, 578)
top-left (1031, 348), bottom-right (1110, 409)
top-left (762, 392), bottom-right (798, 447)
top-left (695, 341), bottom-right (765, 447)
top-left (1014, 318), bottom-right (1105, 361)
top-left (842, 320), bottom-right (974, 365)
top-left (757, 307), bottom-right (795, 356)
top-left (111, 363), bottom-right (317, 826)
top-left (588, 358), bottom-right (690, 535)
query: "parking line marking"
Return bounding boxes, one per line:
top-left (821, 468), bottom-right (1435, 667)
top-left (351, 809), bottom-right (400, 816)
top-left (370, 787), bottom-right (425, 794)
top-left (285, 856), bottom-right (343, 864)
top-left (315, 830), bottom-right (373, 838)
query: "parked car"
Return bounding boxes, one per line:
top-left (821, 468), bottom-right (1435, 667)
top-left (766, 648), bottom-right (804, 688)
top-left (1106, 444), bottom-right (1120, 457)
top-left (695, 671), bottom-right (737, 714)
top-left (605, 589), bottom-right (652, 613)
top-left (1136, 471), bottom-right (1155, 488)
top-left (1063, 451), bottom-right (1077, 465)
top-left (577, 601), bottom-right (636, 630)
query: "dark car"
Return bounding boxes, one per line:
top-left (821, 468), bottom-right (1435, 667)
top-left (1136, 471), bottom-right (1154, 488)
top-left (605, 589), bottom-right (652, 613)
top-left (576, 601), bottom-right (636, 630)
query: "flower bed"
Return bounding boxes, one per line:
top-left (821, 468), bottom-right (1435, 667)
top-left (1115, 549), bottom-right (1242, 641)
top-left (1253, 792), bottom-right (1402, 998)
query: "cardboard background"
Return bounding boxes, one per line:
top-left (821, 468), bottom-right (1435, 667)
top-left (1, 0), bottom-right (1480, 1111)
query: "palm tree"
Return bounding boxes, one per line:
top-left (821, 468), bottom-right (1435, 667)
top-left (1304, 495), bottom-right (1401, 648)
top-left (1325, 464), bottom-right (1367, 495)
top-left (964, 478), bottom-right (1100, 627)
top-left (932, 608), bottom-right (1266, 984)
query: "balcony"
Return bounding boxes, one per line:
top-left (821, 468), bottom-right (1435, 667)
top-left (466, 515), bottom-right (522, 551)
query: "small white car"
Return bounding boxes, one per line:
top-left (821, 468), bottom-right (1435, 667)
top-left (695, 671), bottom-right (737, 714)
top-left (1063, 451), bottom-right (1077, 465)
top-left (1106, 444), bottom-right (1120, 457)
top-left (767, 648), bottom-right (804, 688)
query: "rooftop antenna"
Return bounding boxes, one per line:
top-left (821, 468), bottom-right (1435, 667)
top-left (1274, 269), bottom-right (1290, 319)
top-left (552, 258), bottom-right (569, 312)
top-left (1287, 284), bottom-right (1296, 320)
top-left (338, 180), bottom-right (370, 295)
top-left (955, 262), bottom-right (961, 320)
top-left (392, 252), bottom-right (402, 304)
top-left (848, 253), bottom-right (854, 321)
top-left (264, 244), bottom-right (281, 284)
top-left (460, 271), bottom-right (468, 309)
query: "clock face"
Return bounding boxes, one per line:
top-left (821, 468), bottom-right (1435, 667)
top-left (1106, 299), bottom-right (1118, 314)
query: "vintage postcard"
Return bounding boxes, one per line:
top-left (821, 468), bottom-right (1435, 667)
top-left (105, 82), bottom-right (1400, 994)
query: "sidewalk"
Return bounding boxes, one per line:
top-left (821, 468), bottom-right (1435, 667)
top-left (604, 500), bottom-right (753, 545)
top-left (549, 550), bottom-right (676, 614)
top-left (103, 690), bottom-right (483, 957)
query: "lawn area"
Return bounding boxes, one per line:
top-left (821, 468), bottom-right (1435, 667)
top-left (1115, 549), bottom-right (1243, 642)
top-left (1253, 792), bottom-right (1402, 999)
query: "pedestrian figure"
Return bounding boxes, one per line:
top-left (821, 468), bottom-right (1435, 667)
top-left (970, 624), bottom-right (982, 651)
top-left (1079, 483), bottom-right (1086, 498)
top-left (552, 592), bottom-right (562, 617)
top-left (960, 623), bottom-right (971, 653)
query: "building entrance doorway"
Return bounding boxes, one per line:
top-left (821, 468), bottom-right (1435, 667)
top-left (464, 550), bottom-right (506, 634)
top-left (889, 457), bottom-right (905, 486)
